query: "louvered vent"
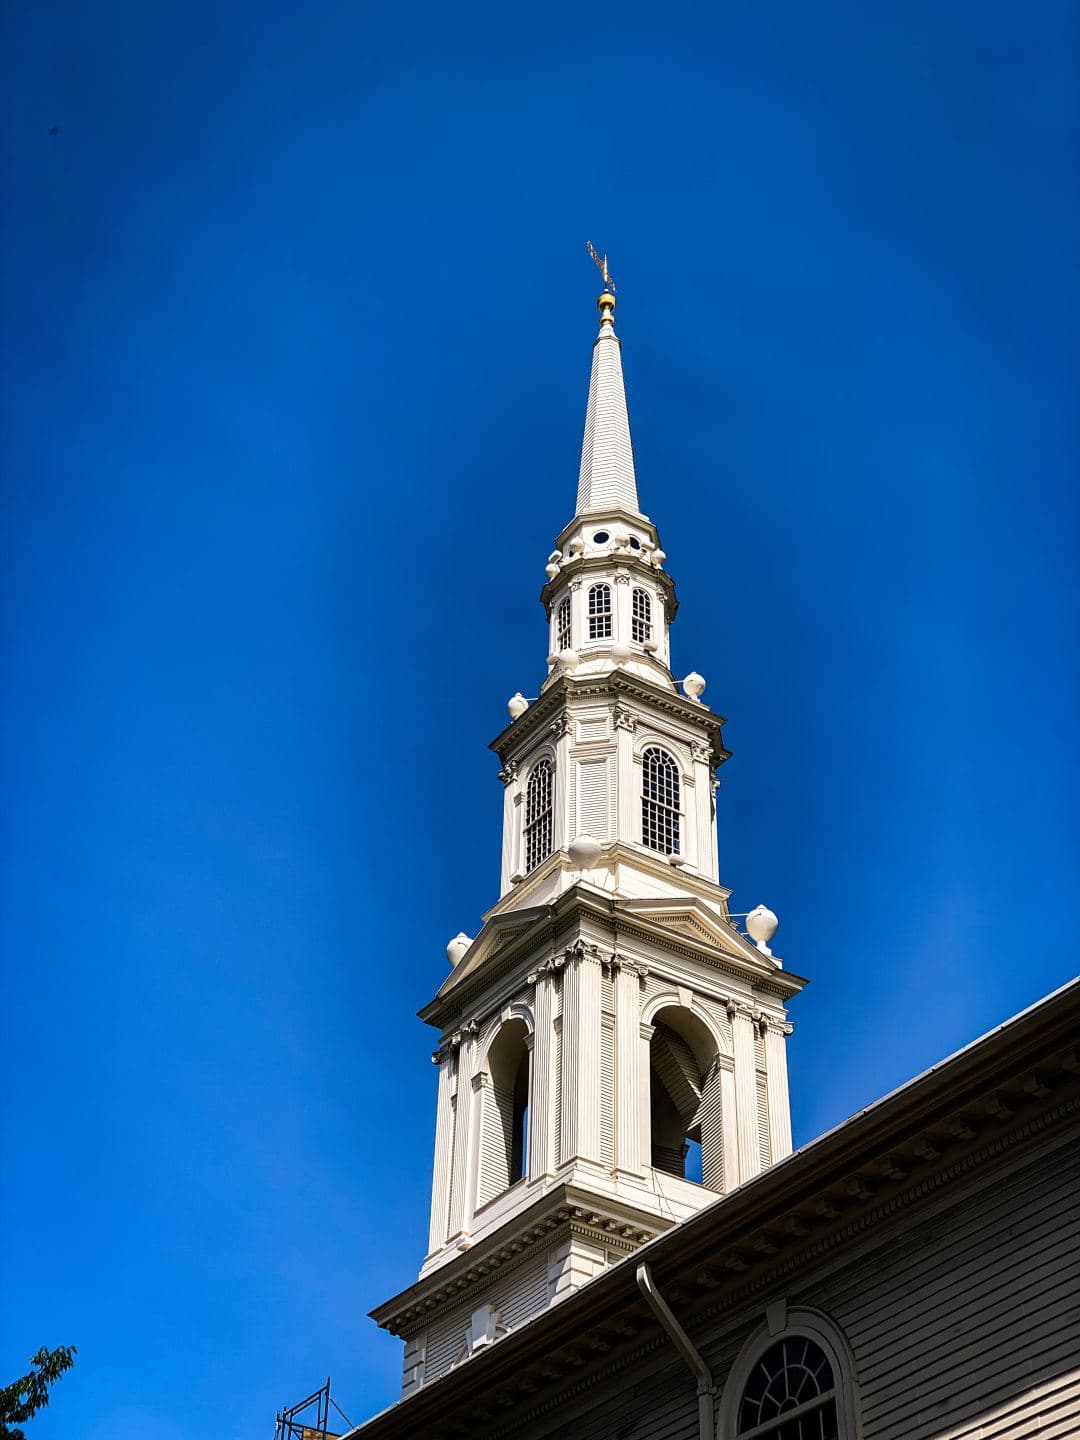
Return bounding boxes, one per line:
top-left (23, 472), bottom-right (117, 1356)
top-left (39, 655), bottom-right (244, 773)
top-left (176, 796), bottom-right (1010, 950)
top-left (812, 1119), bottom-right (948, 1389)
top-left (757, 1073), bottom-right (772, 1169)
top-left (477, 1081), bottom-right (514, 1207)
top-left (697, 1065), bottom-right (725, 1190)
top-left (553, 1017), bottom-right (563, 1167)
top-left (577, 716), bottom-right (608, 741)
top-left (577, 757), bottom-right (609, 840)
top-left (600, 1020), bottom-right (615, 1170)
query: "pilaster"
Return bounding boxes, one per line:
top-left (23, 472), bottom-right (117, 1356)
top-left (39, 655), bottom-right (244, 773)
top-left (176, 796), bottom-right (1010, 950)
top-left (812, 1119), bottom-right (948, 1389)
top-left (427, 1051), bottom-right (455, 1253)
top-left (527, 962), bottom-right (560, 1179)
top-left (764, 1020), bottom-right (794, 1160)
top-left (447, 1025), bottom-right (479, 1239)
top-left (732, 1004), bottom-right (761, 1184)
top-left (559, 941), bottom-right (603, 1164)
top-left (614, 957), bottom-right (646, 1176)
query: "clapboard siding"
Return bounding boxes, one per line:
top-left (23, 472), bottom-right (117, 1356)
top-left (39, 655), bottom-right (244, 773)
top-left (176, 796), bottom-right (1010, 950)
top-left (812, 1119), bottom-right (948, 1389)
top-left (480, 1127), bottom-right (1079, 1440)
top-left (820, 1138), bottom-right (1080, 1440)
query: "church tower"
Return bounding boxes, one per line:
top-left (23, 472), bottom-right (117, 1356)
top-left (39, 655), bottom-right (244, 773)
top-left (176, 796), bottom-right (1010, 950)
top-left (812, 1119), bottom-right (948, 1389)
top-left (370, 279), bottom-right (807, 1394)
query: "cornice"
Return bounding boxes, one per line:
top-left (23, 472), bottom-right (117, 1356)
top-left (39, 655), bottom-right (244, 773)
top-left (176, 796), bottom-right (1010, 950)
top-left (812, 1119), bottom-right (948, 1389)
top-left (489, 671), bottom-right (731, 767)
top-left (539, 551), bottom-right (679, 620)
top-left (371, 1185), bottom-right (665, 1338)
top-left (420, 883), bottom-right (802, 1031)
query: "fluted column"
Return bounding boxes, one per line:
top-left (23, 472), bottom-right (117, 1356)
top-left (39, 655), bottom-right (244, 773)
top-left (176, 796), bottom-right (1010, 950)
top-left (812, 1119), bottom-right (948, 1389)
top-left (498, 761), bottom-right (519, 894)
top-left (427, 1049), bottom-right (456, 1253)
top-left (614, 959), bottom-right (645, 1175)
top-left (690, 741), bottom-right (715, 881)
top-left (560, 941), bottom-right (603, 1164)
top-left (764, 1020), bottom-right (793, 1160)
top-left (614, 570), bottom-right (633, 648)
top-left (447, 1024), bottom-right (479, 1238)
top-left (527, 962), bottom-right (560, 1179)
top-left (720, 1061), bottom-right (739, 1191)
top-left (613, 705), bottom-right (637, 848)
top-left (732, 1004), bottom-right (761, 1183)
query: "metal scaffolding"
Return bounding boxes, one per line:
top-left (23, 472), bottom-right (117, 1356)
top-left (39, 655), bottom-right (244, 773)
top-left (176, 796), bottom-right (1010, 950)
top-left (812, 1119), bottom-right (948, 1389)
top-left (273, 1376), bottom-right (352, 1440)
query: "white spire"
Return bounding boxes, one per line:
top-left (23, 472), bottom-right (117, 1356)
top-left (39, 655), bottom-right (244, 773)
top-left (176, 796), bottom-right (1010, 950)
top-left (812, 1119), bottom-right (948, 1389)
top-left (576, 291), bottom-right (641, 517)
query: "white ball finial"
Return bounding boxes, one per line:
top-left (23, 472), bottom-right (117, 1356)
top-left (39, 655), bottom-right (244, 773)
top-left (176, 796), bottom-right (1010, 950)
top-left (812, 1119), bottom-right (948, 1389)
top-left (545, 563), bottom-right (560, 580)
top-left (558, 648), bottom-right (580, 674)
top-left (611, 641), bottom-right (632, 663)
top-left (682, 671), bottom-right (706, 702)
top-left (446, 932), bottom-right (473, 967)
top-left (507, 692), bottom-right (529, 719)
top-left (567, 834), bottom-right (602, 869)
top-left (746, 904), bottom-right (779, 956)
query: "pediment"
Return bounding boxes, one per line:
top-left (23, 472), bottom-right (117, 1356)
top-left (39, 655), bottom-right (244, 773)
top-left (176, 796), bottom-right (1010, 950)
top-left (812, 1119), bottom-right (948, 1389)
top-left (620, 897), bottom-right (779, 972)
top-left (435, 906), bottom-right (549, 998)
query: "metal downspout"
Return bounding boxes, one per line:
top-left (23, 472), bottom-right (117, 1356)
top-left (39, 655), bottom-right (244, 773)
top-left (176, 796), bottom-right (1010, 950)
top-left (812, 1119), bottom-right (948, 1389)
top-left (635, 1262), bottom-right (715, 1440)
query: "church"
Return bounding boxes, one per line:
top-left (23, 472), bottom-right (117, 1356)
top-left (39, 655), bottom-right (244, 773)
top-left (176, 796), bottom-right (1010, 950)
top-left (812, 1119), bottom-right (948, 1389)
top-left (346, 274), bottom-right (1080, 1440)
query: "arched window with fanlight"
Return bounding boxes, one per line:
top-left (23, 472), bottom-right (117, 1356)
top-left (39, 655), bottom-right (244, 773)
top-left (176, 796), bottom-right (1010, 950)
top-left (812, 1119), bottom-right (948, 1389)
top-left (556, 595), bottom-right (572, 652)
top-left (524, 758), bottom-right (554, 873)
top-left (642, 746), bottom-right (680, 854)
top-left (737, 1336), bottom-right (839, 1439)
top-left (631, 587), bottom-right (652, 644)
top-left (587, 583), bottom-right (612, 640)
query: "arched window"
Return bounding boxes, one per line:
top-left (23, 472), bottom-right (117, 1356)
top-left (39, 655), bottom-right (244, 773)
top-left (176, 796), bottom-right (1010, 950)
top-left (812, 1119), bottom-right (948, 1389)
top-left (649, 1007), bottom-right (723, 1189)
top-left (524, 759), bottom-right (554, 873)
top-left (556, 595), bottom-right (572, 651)
top-left (631, 587), bottom-right (652, 644)
top-left (587, 583), bottom-right (612, 640)
top-left (642, 746), bottom-right (680, 854)
top-left (477, 1019), bottom-right (530, 1206)
top-left (738, 1336), bottom-right (838, 1438)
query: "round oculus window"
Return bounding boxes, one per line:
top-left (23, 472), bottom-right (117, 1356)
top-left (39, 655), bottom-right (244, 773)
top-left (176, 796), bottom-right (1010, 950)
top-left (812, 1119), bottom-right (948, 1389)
top-left (629, 536), bottom-right (641, 550)
top-left (592, 531), bottom-right (610, 544)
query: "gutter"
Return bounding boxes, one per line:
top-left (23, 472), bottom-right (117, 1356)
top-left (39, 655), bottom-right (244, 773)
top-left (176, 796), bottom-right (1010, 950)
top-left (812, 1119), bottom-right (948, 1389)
top-left (636, 1262), bottom-right (715, 1440)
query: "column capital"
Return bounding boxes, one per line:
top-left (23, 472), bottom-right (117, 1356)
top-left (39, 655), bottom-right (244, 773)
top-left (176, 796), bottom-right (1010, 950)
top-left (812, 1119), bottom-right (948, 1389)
top-left (527, 953), bottom-right (567, 984)
top-left (498, 760), bottom-right (518, 786)
top-left (563, 938), bottom-right (604, 967)
top-left (612, 704), bottom-right (638, 733)
top-left (550, 714), bottom-right (572, 740)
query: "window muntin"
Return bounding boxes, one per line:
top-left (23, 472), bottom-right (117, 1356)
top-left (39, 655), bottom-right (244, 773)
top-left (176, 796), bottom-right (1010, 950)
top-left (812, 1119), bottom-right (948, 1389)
top-left (556, 595), bottom-right (572, 651)
top-left (738, 1337), bottom-right (838, 1440)
top-left (524, 758), bottom-right (554, 873)
top-left (631, 587), bottom-right (652, 644)
top-left (642, 746), bottom-right (680, 854)
top-left (587, 583), bottom-right (612, 640)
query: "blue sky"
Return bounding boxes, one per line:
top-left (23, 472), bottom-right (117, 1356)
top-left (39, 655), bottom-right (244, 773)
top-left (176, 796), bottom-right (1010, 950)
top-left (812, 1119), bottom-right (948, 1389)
top-left (2, 2), bottom-right (1077, 1436)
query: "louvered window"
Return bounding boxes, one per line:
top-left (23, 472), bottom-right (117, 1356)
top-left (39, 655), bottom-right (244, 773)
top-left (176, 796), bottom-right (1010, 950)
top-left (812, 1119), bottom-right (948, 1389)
top-left (587, 583), bottom-right (612, 640)
top-left (642, 747), bottom-right (680, 854)
top-left (477, 1021), bottom-right (531, 1206)
top-left (738, 1337), bottom-right (839, 1438)
top-left (524, 758), bottom-right (554, 873)
top-left (556, 595), bottom-right (572, 651)
top-left (631, 588), bottom-right (652, 644)
top-left (649, 1012), bottom-right (723, 1190)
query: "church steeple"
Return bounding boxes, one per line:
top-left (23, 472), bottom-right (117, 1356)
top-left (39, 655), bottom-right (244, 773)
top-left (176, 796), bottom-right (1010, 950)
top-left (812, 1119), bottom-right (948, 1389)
top-left (370, 268), bottom-right (806, 1398)
top-left (576, 290), bottom-right (641, 517)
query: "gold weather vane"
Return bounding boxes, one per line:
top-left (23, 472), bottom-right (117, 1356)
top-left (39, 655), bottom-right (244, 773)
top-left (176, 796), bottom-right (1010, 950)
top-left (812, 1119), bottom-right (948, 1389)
top-left (586, 241), bottom-right (616, 293)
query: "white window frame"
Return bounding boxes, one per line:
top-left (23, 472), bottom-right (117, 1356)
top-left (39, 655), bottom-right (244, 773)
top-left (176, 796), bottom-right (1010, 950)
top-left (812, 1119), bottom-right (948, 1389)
top-left (587, 583), bottom-right (612, 641)
top-left (719, 1309), bottom-right (863, 1440)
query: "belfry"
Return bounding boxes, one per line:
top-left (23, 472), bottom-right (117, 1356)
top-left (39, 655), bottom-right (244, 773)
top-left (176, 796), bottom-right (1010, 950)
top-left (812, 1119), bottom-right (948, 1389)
top-left (371, 276), bottom-right (806, 1392)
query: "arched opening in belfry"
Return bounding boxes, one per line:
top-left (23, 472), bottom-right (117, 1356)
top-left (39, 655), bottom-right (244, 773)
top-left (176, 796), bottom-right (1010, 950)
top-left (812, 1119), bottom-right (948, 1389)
top-left (649, 1006), bottom-right (723, 1190)
top-left (478, 1019), bottom-right (530, 1205)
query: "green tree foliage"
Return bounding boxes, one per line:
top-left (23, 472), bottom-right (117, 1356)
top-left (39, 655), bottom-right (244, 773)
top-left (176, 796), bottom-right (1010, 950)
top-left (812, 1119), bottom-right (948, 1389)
top-left (0, 1346), bottom-right (77, 1439)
